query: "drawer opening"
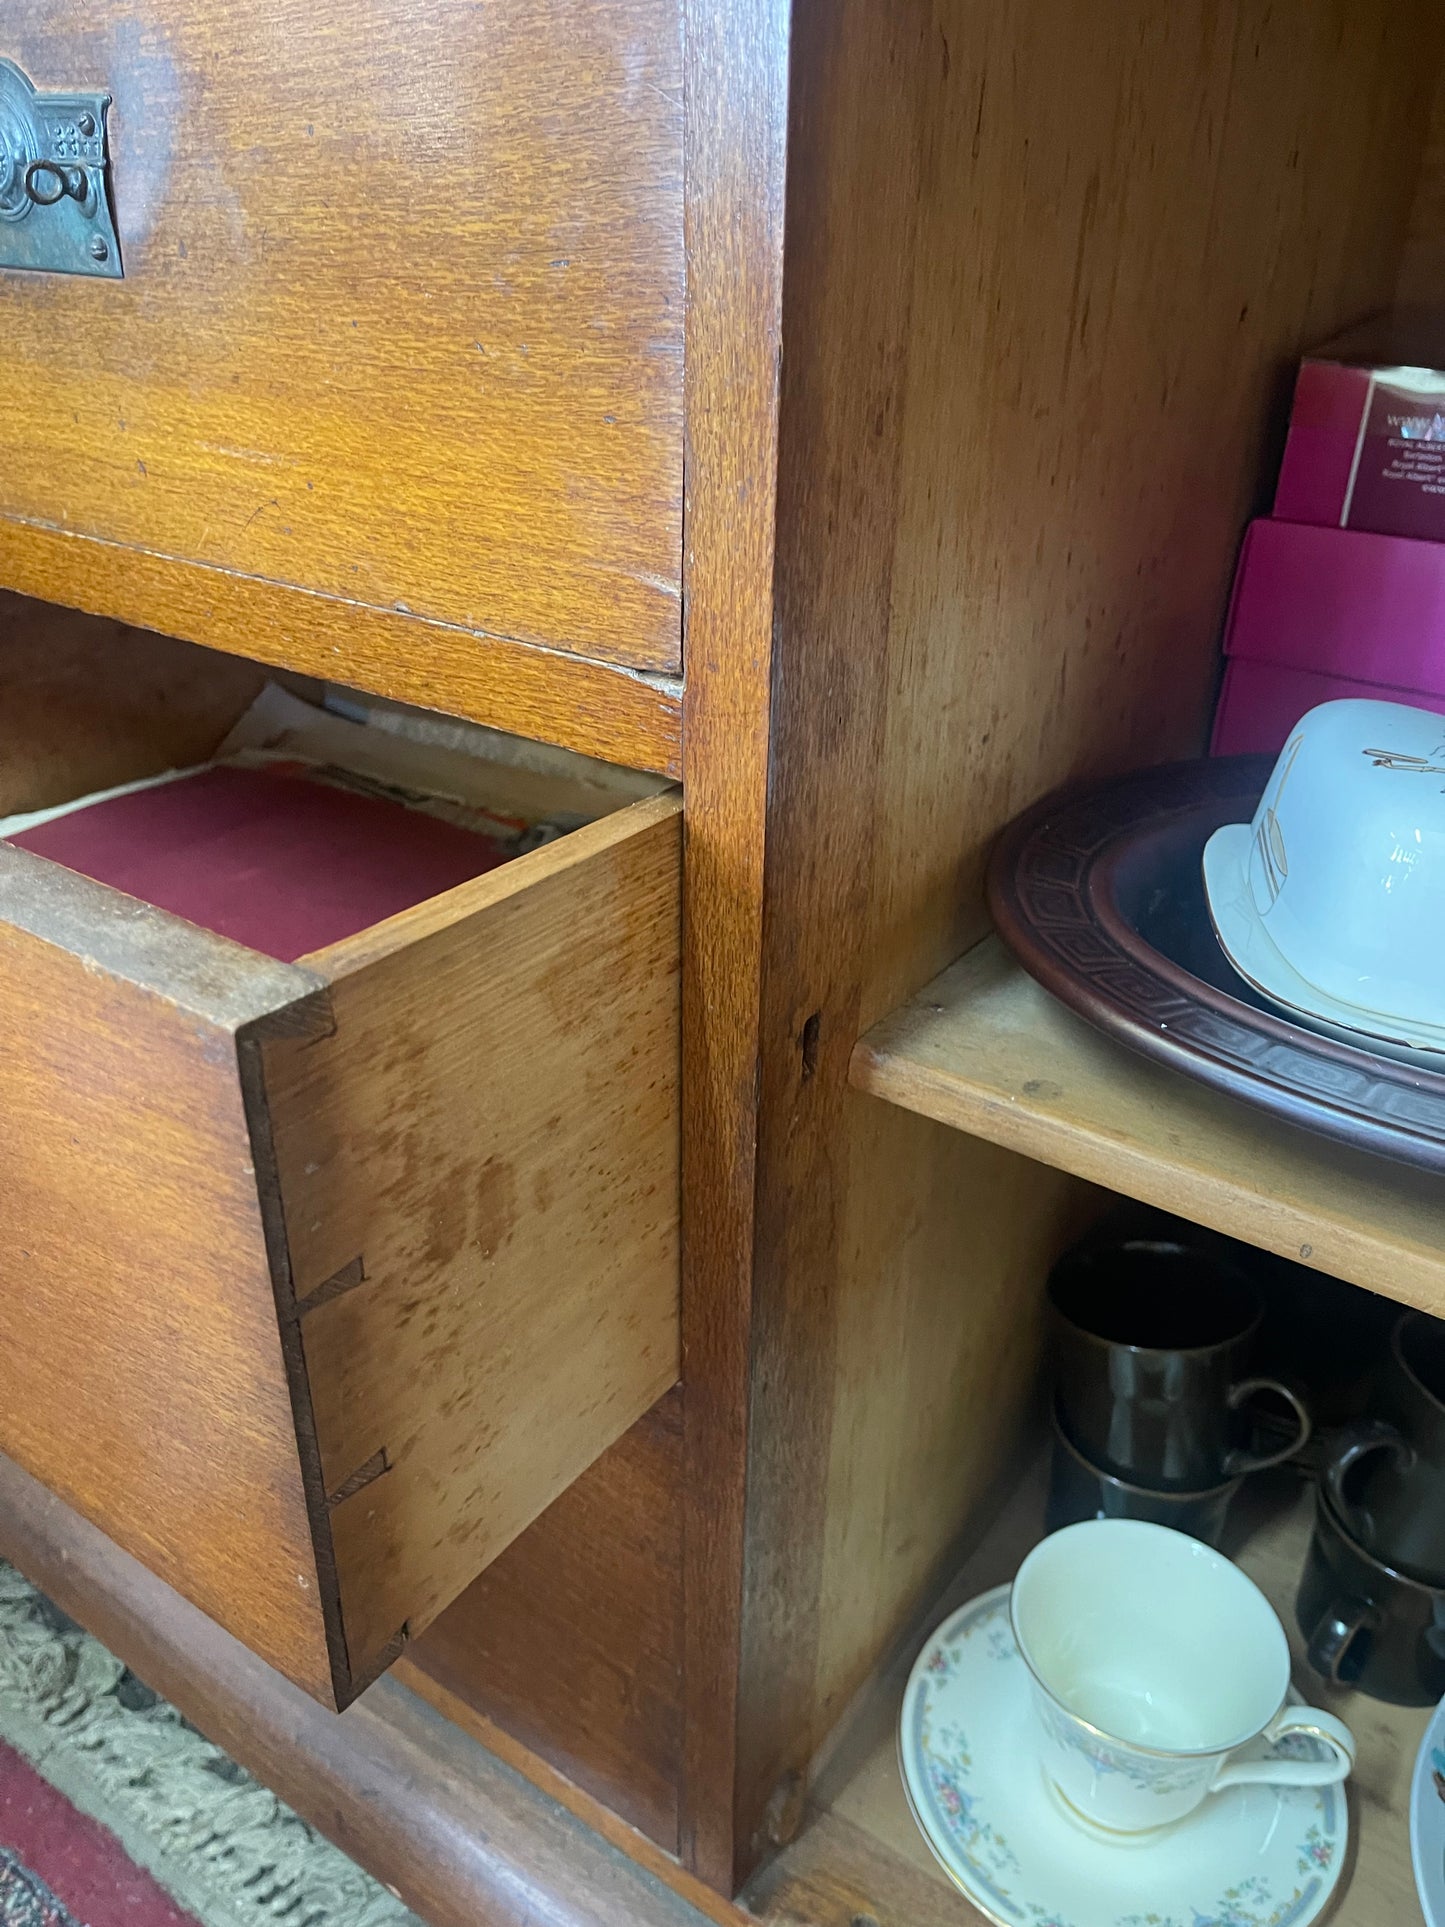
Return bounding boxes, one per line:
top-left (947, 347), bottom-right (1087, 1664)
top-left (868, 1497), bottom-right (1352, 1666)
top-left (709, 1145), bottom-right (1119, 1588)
top-left (0, 597), bottom-right (682, 1707)
top-left (0, 590), bottom-right (669, 959)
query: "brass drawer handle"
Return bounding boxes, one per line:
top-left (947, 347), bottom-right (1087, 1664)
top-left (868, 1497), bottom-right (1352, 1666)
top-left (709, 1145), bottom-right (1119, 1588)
top-left (24, 159), bottom-right (88, 208)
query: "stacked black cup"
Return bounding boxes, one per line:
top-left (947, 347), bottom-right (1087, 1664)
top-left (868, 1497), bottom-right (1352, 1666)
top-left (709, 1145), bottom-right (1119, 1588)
top-left (1047, 1232), bottom-right (1311, 1548)
top-left (1298, 1310), bottom-right (1445, 1705)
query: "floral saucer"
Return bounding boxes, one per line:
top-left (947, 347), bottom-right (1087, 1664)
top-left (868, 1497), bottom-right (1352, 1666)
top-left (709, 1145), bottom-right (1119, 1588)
top-left (899, 1584), bottom-right (1347, 1927)
top-left (1409, 1693), bottom-right (1445, 1926)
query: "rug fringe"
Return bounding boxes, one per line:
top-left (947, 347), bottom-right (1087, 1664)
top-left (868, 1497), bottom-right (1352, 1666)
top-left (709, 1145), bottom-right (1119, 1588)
top-left (0, 1566), bottom-right (420, 1927)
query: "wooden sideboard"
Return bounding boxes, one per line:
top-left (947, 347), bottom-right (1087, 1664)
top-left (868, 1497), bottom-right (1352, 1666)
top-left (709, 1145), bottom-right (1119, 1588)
top-left (2, 2), bottom-right (1445, 1921)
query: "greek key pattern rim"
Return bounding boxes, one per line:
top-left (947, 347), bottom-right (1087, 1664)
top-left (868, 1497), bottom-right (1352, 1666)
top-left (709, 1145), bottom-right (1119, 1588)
top-left (987, 757), bottom-right (1445, 1175)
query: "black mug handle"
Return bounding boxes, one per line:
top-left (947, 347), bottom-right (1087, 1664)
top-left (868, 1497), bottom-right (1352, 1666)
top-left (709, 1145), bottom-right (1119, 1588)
top-left (1306, 1592), bottom-right (1380, 1684)
top-left (1221, 1377), bottom-right (1313, 1476)
top-left (1322, 1419), bottom-right (1415, 1541)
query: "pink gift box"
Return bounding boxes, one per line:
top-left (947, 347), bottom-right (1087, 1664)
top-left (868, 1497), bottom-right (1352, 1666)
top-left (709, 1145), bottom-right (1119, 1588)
top-left (1274, 313), bottom-right (1445, 543)
top-left (1210, 518), bottom-right (1445, 757)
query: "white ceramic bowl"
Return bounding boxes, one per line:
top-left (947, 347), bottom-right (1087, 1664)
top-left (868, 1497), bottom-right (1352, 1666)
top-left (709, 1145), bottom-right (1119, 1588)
top-left (1203, 699), bottom-right (1445, 1052)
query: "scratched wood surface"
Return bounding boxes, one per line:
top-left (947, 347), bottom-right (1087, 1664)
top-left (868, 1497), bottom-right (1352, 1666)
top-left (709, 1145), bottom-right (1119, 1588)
top-left (0, 0), bottom-right (683, 673)
top-left (4, 0), bottom-right (1445, 1905)
top-left (265, 794), bottom-right (683, 1685)
top-left (0, 798), bottom-right (681, 1705)
top-left (0, 1432), bottom-right (1424, 1927)
top-left (0, 527), bottom-right (684, 777)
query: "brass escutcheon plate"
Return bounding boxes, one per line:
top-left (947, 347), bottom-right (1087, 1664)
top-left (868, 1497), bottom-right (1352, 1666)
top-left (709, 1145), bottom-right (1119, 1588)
top-left (0, 56), bottom-right (121, 277)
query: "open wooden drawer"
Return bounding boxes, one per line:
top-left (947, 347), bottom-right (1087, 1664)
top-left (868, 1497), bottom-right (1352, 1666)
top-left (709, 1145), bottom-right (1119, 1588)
top-left (0, 633), bottom-right (681, 1707)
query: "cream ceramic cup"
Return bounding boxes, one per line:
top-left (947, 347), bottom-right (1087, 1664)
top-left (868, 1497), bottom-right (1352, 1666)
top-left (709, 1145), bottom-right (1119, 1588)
top-left (1009, 1520), bottom-right (1354, 1833)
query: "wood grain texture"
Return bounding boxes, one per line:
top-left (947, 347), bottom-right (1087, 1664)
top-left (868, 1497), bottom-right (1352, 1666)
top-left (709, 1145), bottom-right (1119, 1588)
top-left (1398, 61), bottom-right (1445, 309)
top-left (858, 0), bottom-right (1442, 1017)
top-left (716, 0), bottom-right (1445, 1890)
top-left (407, 1390), bottom-right (686, 1852)
top-left (400, 1646), bottom-right (745, 1927)
top-left (853, 938), bottom-right (1445, 1320)
top-left (0, 524), bottom-right (683, 777)
top-left (1, 0), bottom-right (683, 672)
top-left (0, 849), bottom-right (339, 1698)
top-left (263, 794), bottom-right (683, 1683)
top-left (676, 0), bottom-right (791, 1889)
top-left (745, 1810), bottom-right (985, 1927)
top-left (286, 689), bottom-right (671, 829)
top-left (0, 590), bottom-right (264, 813)
top-left (0, 1452), bottom-right (730, 1927)
top-left (808, 1), bottom-right (1441, 1787)
top-left (730, 0), bottom-right (936, 1876)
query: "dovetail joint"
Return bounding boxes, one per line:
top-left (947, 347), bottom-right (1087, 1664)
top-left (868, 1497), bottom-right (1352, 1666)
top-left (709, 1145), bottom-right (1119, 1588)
top-left (326, 1446), bottom-right (390, 1509)
top-left (298, 1255), bottom-right (366, 1318)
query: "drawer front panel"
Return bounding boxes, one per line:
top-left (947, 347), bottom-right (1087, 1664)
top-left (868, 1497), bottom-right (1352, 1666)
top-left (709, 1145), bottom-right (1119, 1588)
top-left (0, 0), bottom-right (683, 673)
top-left (0, 794), bottom-right (682, 1704)
top-left (0, 856), bottom-right (339, 1698)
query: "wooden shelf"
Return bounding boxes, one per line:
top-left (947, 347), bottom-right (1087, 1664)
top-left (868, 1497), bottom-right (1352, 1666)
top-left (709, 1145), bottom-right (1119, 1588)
top-left (746, 1457), bottom-right (1426, 1927)
top-left (851, 937), bottom-right (1445, 1319)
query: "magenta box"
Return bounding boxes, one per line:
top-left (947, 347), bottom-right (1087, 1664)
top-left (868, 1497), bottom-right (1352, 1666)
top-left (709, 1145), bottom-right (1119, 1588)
top-left (1275, 315), bottom-right (1445, 542)
top-left (1210, 518), bottom-right (1445, 757)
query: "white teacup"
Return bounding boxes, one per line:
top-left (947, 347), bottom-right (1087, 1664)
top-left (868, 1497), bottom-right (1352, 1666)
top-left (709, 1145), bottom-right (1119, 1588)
top-left (1010, 1519), bottom-right (1354, 1833)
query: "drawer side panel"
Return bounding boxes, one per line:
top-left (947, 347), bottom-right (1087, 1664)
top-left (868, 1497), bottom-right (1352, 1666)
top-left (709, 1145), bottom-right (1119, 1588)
top-left (263, 797), bottom-right (683, 1682)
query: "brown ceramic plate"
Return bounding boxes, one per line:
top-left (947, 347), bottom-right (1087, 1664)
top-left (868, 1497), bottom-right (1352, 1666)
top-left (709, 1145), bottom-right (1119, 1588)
top-left (986, 755), bottom-right (1445, 1174)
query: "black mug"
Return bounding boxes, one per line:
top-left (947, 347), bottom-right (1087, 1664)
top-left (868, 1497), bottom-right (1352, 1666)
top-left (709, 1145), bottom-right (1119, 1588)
top-left (1297, 1483), bottom-right (1445, 1706)
top-left (1049, 1238), bottom-right (1312, 1490)
top-left (1046, 1401), bottom-right (1240, 1548)
top-left (1323, 1310), bottom-right (1445, 1583)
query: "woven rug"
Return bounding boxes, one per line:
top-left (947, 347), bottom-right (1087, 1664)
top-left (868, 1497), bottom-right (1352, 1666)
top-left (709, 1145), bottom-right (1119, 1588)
top-left (0, 1843), bottom-right (86, 1927)
top-left (0, 1563), bottom-right (424, 1927)
top-left (0, 1842), bottom-right (82, 1919)
top-left (0, 1744), bottom-right (197, 1927)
